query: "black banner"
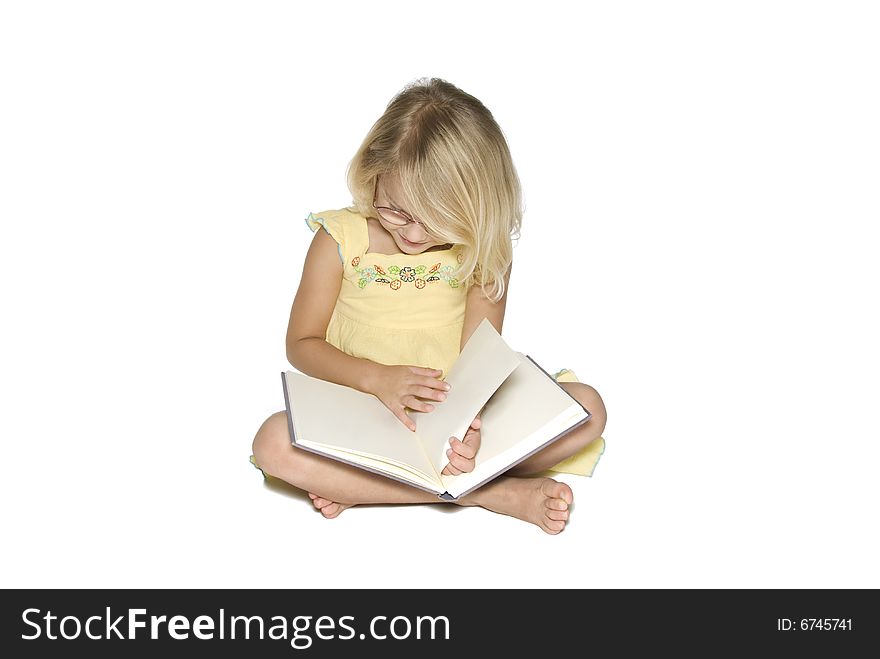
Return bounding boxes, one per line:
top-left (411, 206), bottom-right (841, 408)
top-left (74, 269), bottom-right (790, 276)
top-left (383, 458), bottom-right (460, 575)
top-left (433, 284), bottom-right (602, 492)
top-left (1, 589), bottom-right (875, 656)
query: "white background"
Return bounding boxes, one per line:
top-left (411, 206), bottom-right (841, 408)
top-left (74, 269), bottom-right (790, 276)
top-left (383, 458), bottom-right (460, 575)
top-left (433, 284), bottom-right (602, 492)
top-left (2, 1), bottom-right (878, 588)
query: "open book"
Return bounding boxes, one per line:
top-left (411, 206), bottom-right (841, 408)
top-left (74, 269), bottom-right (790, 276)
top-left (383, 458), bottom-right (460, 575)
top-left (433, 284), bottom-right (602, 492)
top-left (280, 318), bottom-right (592, 500)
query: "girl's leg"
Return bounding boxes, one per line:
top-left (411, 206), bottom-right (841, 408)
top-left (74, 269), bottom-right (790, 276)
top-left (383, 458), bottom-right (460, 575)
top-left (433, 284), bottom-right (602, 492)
top-left (506, 382), bottom-right (606, 476)
top-left (252, 411), bottom-right (443, 508)
top-left (252, 411), bottom-right (575, 533)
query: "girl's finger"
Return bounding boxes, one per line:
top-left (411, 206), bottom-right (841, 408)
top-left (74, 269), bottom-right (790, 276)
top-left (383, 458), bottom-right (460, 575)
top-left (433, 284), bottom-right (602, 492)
top-left (411, 366), bottom-right (444, 377)
top-left (412, 384), bottom-right (449, 401)
top-left (398, 409), bottom-right (416, 432)
top-left (447, 449), bottom-right (473, 472)
top-left (404, 395), bottom-right (435, 413)
top-left (450, 437), bottom-right (476, 459)
top-left (415, 376), bottom-right (452, 393)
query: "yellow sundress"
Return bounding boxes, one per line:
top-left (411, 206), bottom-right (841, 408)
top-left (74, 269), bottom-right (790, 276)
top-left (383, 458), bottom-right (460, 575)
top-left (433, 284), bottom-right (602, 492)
top-left (250, 207), bottom-right (605, 479)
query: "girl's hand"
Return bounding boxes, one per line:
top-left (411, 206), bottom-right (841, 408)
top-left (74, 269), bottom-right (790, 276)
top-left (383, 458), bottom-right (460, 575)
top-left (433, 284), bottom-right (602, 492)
top-left (442, 412), bottom-right (482, 475)
top-left (369, 364), bottom-right (452, 432)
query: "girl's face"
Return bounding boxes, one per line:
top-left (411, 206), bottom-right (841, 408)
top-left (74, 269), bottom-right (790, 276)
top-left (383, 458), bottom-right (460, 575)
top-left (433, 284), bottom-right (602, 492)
top-left (374, 174), bottom-right (450, 254)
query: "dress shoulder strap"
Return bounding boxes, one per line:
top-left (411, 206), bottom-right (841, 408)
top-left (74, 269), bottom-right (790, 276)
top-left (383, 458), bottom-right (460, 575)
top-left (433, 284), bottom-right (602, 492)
top-left (304, 207), bottom-right (369, 268)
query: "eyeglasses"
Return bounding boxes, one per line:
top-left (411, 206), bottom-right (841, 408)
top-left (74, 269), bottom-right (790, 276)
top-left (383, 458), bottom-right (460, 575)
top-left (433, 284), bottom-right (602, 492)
top-left (372, 179), bottom-right (437, 237)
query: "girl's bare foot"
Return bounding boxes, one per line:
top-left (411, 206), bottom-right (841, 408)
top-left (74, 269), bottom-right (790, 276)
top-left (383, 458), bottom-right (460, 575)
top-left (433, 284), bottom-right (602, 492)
top-left (308, 492), bottom-right (355, 519)
top-left (460, 476), bottom-right (573, 534)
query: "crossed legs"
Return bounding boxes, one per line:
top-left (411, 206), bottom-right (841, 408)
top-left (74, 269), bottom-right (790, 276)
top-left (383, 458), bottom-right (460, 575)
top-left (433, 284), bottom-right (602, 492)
top-left (251, 382), bottom-right (606, 534)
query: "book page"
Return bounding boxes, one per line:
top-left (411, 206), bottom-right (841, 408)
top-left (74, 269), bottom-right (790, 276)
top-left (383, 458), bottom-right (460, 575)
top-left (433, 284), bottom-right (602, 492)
top-left (411, 317), bottom-right (522, 473)
top-left (299, 442), bottom-right (441, 493)
top-left (283, 371), bottom-right (439, 486)
top-left (439, 353), bottom-right (591, 499)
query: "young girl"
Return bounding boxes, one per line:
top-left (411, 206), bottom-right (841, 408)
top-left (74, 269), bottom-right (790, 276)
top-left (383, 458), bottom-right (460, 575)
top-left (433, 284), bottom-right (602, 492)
top-left (251, 78), bottom-right (606, 534)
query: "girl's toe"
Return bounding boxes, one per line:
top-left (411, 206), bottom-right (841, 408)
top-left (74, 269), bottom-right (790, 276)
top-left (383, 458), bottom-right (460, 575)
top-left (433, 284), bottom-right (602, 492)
top-left (541, 479), bottom-right (574, 506)
top-left (544, 519), bottom-right (566, 534)
top-left (546, 509), bottom-right (569, 522)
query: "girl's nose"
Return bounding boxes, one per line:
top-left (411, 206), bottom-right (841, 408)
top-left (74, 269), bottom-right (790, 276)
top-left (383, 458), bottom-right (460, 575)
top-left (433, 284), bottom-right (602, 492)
top-left (402, 225), bottom-right (429, 243)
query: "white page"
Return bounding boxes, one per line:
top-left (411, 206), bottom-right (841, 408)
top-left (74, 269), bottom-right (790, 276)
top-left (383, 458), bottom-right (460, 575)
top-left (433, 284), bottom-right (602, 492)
top-left (283, 371), bottom-right (438, 483)
top-left (440, 354), bottom-right (591, 499)
top-left (410, 318), bottom-right (522, 473)
top-left (445, 408), bottom-right (586, 499)
top-left (301, 442), bottom-right (441, 492)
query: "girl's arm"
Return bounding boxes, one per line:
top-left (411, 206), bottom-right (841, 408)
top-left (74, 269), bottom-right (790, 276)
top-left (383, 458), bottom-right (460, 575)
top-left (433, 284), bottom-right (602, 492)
top-left (459, 261), bottom-right (512, 351)
top-left (285, 227), bottom-right (383, 394)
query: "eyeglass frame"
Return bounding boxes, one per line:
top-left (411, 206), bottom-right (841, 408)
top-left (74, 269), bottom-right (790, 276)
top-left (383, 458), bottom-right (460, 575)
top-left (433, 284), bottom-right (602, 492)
top-left (371, 178), bottom-right (438, 239)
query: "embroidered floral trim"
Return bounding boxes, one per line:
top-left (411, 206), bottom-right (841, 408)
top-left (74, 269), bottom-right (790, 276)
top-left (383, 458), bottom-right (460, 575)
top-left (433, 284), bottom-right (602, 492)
top-left (352, 260), bottom-right (460, 290)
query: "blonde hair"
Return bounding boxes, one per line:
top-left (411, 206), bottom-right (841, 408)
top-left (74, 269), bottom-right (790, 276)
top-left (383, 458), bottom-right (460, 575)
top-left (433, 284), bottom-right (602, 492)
top-left (346, 77), bottom-right (522, 303)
